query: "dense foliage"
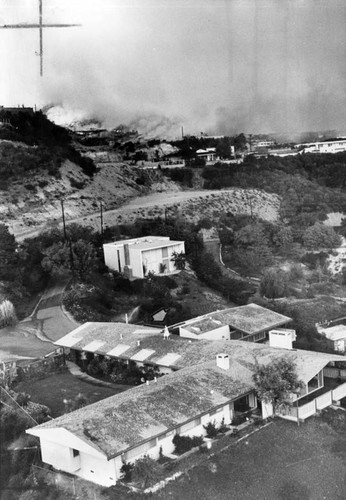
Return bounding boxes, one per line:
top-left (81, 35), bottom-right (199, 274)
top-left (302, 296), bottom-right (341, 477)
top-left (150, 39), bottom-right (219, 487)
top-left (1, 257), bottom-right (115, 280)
top-left (0, 111), bottom-right (96, 183)
top-left (202, 153), bottom-right (346, 226)
top-left (253, 359), bottom-right (303, 413)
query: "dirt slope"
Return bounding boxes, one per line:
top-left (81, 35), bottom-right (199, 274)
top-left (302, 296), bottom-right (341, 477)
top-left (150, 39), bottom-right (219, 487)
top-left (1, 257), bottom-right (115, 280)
top-left (1, 151), bottom-right (280, 240)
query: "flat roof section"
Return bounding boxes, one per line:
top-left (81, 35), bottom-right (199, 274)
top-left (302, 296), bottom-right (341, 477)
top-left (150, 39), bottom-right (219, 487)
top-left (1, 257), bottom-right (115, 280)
top-left (182, 304), bottom-right (291, 336)
top-left (322, 324), bottom-right (346, 341)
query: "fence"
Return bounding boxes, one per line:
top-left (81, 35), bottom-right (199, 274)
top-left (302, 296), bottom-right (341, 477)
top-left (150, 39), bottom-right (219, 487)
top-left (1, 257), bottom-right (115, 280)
top-left (279, 382), bottom-right (346, 422)
top-left (17, 353), bottom-right (65, 382)
top-left (323, 367), bottom-right (346, 379)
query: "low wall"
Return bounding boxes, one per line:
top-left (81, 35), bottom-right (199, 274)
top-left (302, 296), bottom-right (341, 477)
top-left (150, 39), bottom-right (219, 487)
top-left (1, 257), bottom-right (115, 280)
top-left (15, 352), bottom-right (66, 384)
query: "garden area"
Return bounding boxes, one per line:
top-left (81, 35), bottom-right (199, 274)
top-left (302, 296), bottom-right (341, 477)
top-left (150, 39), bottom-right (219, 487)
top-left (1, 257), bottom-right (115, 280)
top-left (13, 371), bottom-right (124, 417)
top-left (71, 351), bottom-right (162, 386)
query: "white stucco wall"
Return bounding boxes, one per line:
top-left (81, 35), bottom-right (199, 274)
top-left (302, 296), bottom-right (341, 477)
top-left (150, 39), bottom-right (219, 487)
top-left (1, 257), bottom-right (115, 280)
top-left (201, 325), bottom-right (230, 341)
top-left (103, 243), bottom-right (126, 272)
top-left (129, 247), bottom-right (144, 278)
top-left (30, 402), bottom-right (241, 487)
top-left (179, 325), bottom-right (230, 341)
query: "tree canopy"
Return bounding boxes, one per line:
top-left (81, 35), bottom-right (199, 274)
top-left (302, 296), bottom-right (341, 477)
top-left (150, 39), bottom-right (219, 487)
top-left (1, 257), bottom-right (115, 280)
top-left (253, 358), bottom-right (303, 413)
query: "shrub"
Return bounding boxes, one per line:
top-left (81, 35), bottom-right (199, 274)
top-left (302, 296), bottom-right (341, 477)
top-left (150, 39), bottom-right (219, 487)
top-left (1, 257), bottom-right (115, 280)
top-left (231, 414), bottom-right (247, 426)
top-left (131, 455), bottom-right (163, 488)
top-left (120, 461), bottom-right (134, 482)
top-left (69, 177), bottom-right (86, 189)
top-left (203, 421), bottom-right (218, 438)
top-left (218, 418), bottom-right (229, 433)
top-left (172, 434), bottom-right (204, 455)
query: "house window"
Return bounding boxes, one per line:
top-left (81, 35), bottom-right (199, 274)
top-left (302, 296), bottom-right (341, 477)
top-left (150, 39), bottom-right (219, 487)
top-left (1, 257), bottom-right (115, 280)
top-left (162, 247), bottom-right (168, 258)
top-left (72, 449), bottom-right (80, 458)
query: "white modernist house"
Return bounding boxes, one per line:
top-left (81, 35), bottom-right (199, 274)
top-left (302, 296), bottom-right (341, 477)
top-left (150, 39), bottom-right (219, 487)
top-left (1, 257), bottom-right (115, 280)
top-left (103, 236), bottom-right (185, 279)
top-left (27, 336), bottom-right (346, 487)
top-left (298, 139), bottom-right (346, 154)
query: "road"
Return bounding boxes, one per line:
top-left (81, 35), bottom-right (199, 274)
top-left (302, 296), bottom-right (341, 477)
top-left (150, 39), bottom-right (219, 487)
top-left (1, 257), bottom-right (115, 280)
top-left (13, 187), bottom-right (279, 241)
top-left (13, 189), bottom-right (233, 241)
top-left (0, 281), bottom-right (79, 363)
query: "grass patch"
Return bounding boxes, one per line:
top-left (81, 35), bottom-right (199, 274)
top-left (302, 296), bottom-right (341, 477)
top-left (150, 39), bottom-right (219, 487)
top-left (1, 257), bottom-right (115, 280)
top-left (14, 371), bottom-right (126, 417)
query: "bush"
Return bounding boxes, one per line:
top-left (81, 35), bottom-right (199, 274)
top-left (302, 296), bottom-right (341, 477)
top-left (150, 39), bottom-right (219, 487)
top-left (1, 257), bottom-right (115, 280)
top-left (120, 461), bottom-right (134, 482)
top-left (131, 455), bottom-right (163, 488)
top-left (203, 421), bottom-right (218, 438)
top-left (172, 434), bottom-right (204, 455)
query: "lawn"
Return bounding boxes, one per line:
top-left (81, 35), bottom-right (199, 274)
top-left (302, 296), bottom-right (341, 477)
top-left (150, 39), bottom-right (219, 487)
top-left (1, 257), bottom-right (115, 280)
top-left (153, 414), bottom-right (346, 500)
top-left (15, 371), bottom-right (127, 417)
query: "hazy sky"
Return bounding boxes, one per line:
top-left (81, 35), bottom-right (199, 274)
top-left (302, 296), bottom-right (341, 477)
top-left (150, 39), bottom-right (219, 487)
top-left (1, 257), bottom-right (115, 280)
top-left (1, 0), bottom-right (346, 137)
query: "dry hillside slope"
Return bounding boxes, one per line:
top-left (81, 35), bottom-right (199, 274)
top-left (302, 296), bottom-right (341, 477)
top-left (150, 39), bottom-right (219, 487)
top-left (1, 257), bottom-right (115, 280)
top-left (1, 148), bottom-right (280, 240)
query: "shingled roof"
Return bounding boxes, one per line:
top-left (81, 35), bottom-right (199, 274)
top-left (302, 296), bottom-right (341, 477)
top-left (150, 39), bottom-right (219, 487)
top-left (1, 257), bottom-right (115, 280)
top-left (28, 342), bottom-right (346, 459)
top-left (27, 360), bottom-right (253, 459)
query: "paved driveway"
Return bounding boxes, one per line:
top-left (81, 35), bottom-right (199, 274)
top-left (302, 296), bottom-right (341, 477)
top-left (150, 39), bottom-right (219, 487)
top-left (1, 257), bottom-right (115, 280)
top-left (0, 281), bottom-right (79, 362)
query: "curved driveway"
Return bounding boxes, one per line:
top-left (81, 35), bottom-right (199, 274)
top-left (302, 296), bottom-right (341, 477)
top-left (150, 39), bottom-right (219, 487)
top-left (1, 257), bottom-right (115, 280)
top-left (0, 281), bottom-right (79, 363)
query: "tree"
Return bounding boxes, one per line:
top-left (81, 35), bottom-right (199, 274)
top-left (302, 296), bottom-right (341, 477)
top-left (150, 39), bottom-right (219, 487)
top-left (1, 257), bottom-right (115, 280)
top-left (0, 223), bottom-right (18, 281)
top-left (234, 223), bottom-right (269, 249)
top-left (215, 137), bottom-right (232, 159)
top-left (272, 225), bottom-right (294, 250)
top-left (259, 269), bottom-right (288, 299)
top-left (41, 239), bottom-right (98, 280)
top-left (302, 223), bottom-right (341, 250)
top-left (233, 133), bottom-right (247, 152)
top-left (253, 358), bottom-right (303, 414)
top-left (170, 251), bottom-right (187, 270)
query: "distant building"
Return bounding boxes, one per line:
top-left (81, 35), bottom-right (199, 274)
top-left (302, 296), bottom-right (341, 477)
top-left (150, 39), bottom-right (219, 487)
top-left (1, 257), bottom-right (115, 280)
top-left (0, 105), bottom-right (34, 124)
top-left (253, 140), bottom-right (275, 148)
top-left (103, 236), bottom-right (185, 279)
top-left (297, 139), bottom-right (346, 154)
top-left (196, 148), bottom-right (216, 162)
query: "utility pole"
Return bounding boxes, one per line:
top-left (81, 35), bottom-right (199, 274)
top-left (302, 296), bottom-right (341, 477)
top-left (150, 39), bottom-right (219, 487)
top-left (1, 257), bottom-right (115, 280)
top-left (100, 202), bottom-right (104, 237)
top-left (61, 199), bottom-right (67, 242)
top-left (68, 238), bottom-right (75, 278)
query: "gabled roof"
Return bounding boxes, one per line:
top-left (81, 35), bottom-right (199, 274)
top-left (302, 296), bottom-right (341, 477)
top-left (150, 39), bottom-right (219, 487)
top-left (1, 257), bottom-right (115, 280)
top-left (181, 304), bottom-right (291, 336)
top-left (56, 322), bottom-right (343, 376)
top-left (27, 360), bottom-right (253, 459)
top-left (28, 341), bottom-right (346, 459)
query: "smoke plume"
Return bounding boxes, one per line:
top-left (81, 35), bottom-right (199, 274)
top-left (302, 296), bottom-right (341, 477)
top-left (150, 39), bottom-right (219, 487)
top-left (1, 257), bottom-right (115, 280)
top-left (2, 0), bottom-right (346, 138)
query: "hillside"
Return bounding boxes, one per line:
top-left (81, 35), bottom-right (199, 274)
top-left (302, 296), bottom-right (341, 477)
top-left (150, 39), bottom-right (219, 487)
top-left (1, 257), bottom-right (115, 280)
top-left (0, 113), bottom-right (280, 240)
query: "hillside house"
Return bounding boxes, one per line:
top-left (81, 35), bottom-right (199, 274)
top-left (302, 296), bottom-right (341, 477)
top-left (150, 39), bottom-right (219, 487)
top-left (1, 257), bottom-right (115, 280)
top-left (103, 236), bottom-right (185, 279)
top-left (28, 337), bottom-right (346, 487)
top-left (177, 304), bottom-right (291, 342)
top-left (318, 323), bottom-right (346, 353)
top-left (196, 148), bottom-right (216, 162)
